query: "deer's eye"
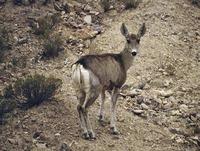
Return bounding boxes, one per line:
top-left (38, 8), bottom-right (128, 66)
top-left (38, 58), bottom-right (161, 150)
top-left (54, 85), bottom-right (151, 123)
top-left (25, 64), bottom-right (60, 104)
top-left (136, 39), bottom-right (140, 43)
top-left (127, 39), bottom-right (131, 43)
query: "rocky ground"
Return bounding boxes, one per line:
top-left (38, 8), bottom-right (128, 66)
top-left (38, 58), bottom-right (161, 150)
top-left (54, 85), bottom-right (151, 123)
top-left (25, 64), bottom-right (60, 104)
top-left (0, 0), bottom-right (200, 151)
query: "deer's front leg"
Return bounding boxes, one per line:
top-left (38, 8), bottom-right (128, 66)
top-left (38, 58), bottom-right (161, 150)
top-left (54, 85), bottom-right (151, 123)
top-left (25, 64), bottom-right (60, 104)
top-left (110, 87), bottom-right (119, 135)
top-left (99, 90), bottom-right (105, 122)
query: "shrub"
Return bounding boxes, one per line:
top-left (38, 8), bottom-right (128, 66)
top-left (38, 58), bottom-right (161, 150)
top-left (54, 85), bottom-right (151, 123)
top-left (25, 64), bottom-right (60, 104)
top-left (42, 34), bottom-right (64, 58)
top-left (192, 0), bottom-right (200, 7)
top-left (3, 84), bottom-right (15, 99)
top-left (123, 0), bottom-right (141, 9)
top-left (13, 74), bottom-right (62, 108)
top-left (100, 0), bottom-right (111, 12)
top-left (31, 13), bottom-right (60, 37)
top-left (0, 96), bottom-right (16, 124)
top-left (11, 56), bottom-right (27, 68)
top-left (0, 25), bottom-right (10, 62)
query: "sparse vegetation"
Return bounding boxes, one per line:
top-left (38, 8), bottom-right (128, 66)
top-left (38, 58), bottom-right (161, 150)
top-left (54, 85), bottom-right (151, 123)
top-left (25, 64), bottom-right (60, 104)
top-left (100, 0), bottom-right (111, 12)
top-left (11, 56), bottom-right (27, 68)
top-left (123, 0), bottom-right (141, 9)
top-left (42, 34), bottom-right (64, 58)
top-left (13, 74), bottom-right (62, 108)
top-left (192, 0), bottom-right (200, 7)
top-left (0, 74), bottom-right (61, 123)
top-left (3, 84), bottom-right (15, 99)
top-left (158, 55), bottom-right (177, 76)
top-left (0, 85), bottom-right (16, 124)
top-left (0, 96), bottom-right (16, 122)
top-left (0, 25), bottom-right (10, 62)
top-left (30, 13), bottom-right (60, 37)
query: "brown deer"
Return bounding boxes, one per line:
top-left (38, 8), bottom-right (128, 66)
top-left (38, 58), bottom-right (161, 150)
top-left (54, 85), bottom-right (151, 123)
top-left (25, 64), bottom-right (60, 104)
top-left (72, 23), bottom-right (146, 140)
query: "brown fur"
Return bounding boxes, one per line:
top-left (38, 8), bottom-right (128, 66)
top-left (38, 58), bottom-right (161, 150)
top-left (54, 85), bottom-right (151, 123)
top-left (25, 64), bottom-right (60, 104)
top-left (75, 53), bottom-right (126, 90)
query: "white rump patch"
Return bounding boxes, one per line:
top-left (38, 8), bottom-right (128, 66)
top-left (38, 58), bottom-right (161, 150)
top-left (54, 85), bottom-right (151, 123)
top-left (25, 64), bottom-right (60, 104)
top-left (72, 64), bottom-right (100, 90)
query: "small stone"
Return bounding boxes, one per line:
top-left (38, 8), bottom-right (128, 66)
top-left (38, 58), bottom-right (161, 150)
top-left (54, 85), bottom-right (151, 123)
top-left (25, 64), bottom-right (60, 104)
top-left (64, 58), bottom-right (68, 65)
top-left (89, 11), bottom-right (99, 15)
top-left (132, 109), bottom-right (144, 115)
top-left (108, 144), bottom-right (115, 147)
top-left (179, 104), bottom-right (188, 113)
top-left (158, 90), bottom-right (174, 97)
top-left (60, 142), bottom-right (72, 151)
top-left (83, 15), bottom-right (92, 24)
top-left (128, 89), bottom-right (142, 97)
top-left (163, 102), bottom-right (173, 109)
top-left (36, 143), bottom-right (47, 149)
top-left (8, 138), bottom-right (17, 145)
top-left (163, 79), bottom-right (172, 87)
top-left (33, 131), bottom-right (42, 139)
top-left (143, 83), bottom-right (150, 90)
top-left (55, 133), bottom-right (61, 136)
top-left (171, 110), bottom-right (181, 116)
top-left (141, 103), bottom-right (149, 110)
top-left (175, 137), bottom-right (184, 144)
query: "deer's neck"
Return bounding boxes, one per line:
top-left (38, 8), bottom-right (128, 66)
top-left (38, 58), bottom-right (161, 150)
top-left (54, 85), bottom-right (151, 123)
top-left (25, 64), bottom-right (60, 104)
top-left (120, 49), bottom-right (134, 71)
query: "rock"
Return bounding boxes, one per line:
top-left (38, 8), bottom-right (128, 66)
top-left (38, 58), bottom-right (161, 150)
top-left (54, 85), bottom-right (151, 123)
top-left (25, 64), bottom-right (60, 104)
top-left (143, 83), bottom-right (151, 90)
top-left (128, 89), bottom-right (142, 97)
top-left (89, 10), bottom-right (100, 15)
top-left (108, 144), bottom-right (115, 147)
top-left (60, 142), bottom-right (71, 151)
top-left (84, 15), bottom-right (92, 24)
top-left (54, 2), bottom-right (63, 11)
top-left (33, 131), bottom-right (42, 139)
top-left (157, 90), bottom-right (174, 97)
top-left (36, 143), bottom-right (47, 149)
top-left (92, 24), bottom-right (103, 34)
top-left (179, 104), bottom-right (188, 113)
top-left (83, 4), bottom-right (92, 12)
top-left (132, 109), bottom-right (144, 115)
top-left (18, 37), bottom-right (28, 45)
top-left (141, 103), bottom-right (149, 110)
top-left (137, 82), bottom-right (146, 90)
top-left (55, 133), bottom-right (61, 136)
top-left (64, 58), bottom-right (68, 65)
top-left (171, 110), bottom-right (181, 116)
top-left (163, 79), bottom-right (173, 87)
top-left (136, 96), bottom-right (144, 104)
top-left (63, 2), bottom-right (70, 13)
top-left (8, 138), bottom-right (18, 145)
top-left (163, 101), bottom-right (173, 109)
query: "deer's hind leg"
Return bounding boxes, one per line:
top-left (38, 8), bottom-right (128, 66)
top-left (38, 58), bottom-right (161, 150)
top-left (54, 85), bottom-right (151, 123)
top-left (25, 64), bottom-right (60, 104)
top-left (76, 91), bottom-right (90, 139)
top-left (82, 86), bottom-right (101, 139)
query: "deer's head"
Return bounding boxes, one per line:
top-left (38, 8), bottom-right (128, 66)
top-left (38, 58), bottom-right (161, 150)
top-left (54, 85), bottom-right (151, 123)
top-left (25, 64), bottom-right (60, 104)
top-left (120, 23), bottom-right (146, 56)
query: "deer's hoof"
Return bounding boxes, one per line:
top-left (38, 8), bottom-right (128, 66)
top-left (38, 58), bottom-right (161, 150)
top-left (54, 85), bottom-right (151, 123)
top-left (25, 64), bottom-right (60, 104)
top-left (82, 132), bottom-right (90, 140)
top-left (88, 131), bottom-right (96, 140)
top-left (98, 114), bottom-right (104, 122)
top-left (98, 115), bottom-right (107, 127)
top-left (110, 127), bottom-right (119, 135)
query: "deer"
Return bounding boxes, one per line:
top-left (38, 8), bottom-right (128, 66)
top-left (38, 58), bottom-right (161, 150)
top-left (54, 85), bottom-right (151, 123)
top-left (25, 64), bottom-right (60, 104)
top-left (71, 23), bottom-right (146, 140)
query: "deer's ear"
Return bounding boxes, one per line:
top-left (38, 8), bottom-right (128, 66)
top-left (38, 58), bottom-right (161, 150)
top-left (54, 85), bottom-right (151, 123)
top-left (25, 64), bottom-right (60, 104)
top-left (120, 23), bottom-right (129, 37)
top-left (137, 23), bottom-right (146, 39)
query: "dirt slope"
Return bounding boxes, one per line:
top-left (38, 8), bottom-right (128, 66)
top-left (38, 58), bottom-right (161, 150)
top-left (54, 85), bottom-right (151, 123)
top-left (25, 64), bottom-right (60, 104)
top-left (0, 0), bottom-right (200, 151)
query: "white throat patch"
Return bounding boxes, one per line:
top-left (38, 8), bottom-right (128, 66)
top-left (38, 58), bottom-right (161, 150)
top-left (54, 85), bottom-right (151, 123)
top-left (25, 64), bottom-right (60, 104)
top-left (131, 49), bottom-right (137, 53)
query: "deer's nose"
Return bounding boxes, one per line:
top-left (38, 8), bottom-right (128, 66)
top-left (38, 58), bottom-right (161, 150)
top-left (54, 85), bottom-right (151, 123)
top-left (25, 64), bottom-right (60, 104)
top-left (131, 51), bottom-right (137, 56)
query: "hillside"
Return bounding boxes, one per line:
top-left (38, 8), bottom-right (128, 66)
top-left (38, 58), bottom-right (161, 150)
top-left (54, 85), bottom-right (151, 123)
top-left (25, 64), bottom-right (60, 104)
top-left (0, 0), bottom-right (200, 151)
